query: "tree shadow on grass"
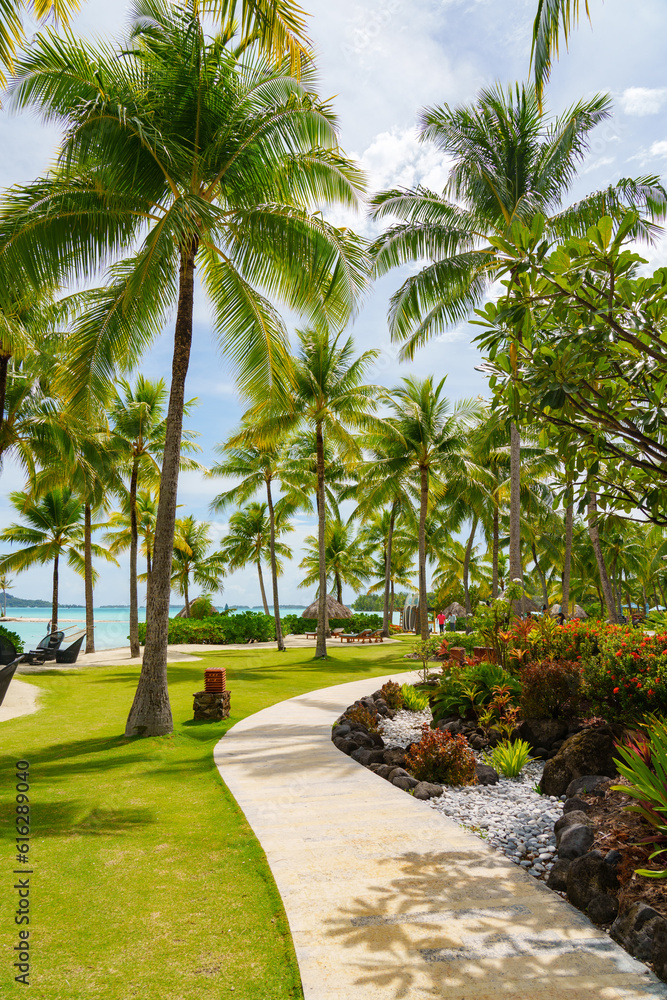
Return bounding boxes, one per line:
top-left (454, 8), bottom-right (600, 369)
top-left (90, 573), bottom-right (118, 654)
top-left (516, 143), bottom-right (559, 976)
top-left (26, 800), bottom-right (155, 837)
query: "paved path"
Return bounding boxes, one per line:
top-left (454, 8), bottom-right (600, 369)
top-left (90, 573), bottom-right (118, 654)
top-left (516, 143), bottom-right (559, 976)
top-left (214, 671), bottom-right (667, 1000)
top-left (0, 679), bottom-right (40, 722)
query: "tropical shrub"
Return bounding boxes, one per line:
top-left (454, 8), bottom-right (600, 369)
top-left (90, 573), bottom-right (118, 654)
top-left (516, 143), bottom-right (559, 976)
top-left (612, 715), bottom-right (667, 878)
top-left (137, 611), bottom-right (275, 645)
top-left (380, 680), bottom-right (404, 710)
top-left (0, 625), bottom-right (23, 654)
top-left (520, 658), bottom-right (582, 718)
top-left (282, 613), bottom-right (383, 635)
top-left (405, 723), bottom-right (476, 786)
top-left (483, 738), bottom-right (535, 778)
top-left (400, 684), bottom-right (430, 711)
top-left (412, 636), bottom-right (442, 683)
top-left (431, 662), bottom-right (521, 724)
top-left (345, 704), bottom-right (380, 733)
top-left (583, 628), bottom-right (667, 718)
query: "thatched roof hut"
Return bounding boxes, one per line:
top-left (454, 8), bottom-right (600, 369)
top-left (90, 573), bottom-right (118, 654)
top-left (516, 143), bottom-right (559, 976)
top-left (301, 594), bottom-right (353, 619)
top-left (572, 604), bottom-right (588, 620)
top-left (498, 591), bottom-right (541, 614)
top-left (442, 602), bottom-right (467, 618)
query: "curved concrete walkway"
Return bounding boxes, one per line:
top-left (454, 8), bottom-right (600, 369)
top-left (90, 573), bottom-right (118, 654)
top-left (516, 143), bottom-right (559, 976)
top-left (0, 679), bottom-right (41, 722)
top-left (215, 670), bottom-right (667, 1000)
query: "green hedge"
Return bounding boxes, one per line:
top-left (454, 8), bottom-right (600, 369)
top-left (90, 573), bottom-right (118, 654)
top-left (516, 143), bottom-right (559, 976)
top-left (137, 611), bottom-right (276, 645)
top-left (281, 613), bottom-right (383, 635)
top-left (0, 624), bottom-right (23, 654)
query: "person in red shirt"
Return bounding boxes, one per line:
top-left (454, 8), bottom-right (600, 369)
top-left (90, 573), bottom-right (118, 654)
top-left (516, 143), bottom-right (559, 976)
top-left (436, 611), bottom-right (446, 633)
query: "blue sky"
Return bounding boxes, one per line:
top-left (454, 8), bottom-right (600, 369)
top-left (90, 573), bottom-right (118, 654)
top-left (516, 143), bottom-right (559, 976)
top-left (0, 0), bottom-right (666, 607)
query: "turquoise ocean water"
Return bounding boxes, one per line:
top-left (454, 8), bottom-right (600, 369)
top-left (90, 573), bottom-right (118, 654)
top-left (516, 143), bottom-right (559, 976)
top-left (1, 606), bottom-right (400, 651)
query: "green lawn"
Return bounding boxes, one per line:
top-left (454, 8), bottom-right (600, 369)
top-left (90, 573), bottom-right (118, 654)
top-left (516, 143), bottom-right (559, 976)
top-left (0, 643), bottom-right (410, 999)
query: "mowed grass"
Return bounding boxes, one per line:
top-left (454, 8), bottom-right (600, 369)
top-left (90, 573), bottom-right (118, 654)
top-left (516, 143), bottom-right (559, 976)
top-left (0, 643), bottom-right (411, 999)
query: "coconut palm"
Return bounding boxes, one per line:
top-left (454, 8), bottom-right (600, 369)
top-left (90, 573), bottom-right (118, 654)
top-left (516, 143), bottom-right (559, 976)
top-left (218, 502), bottom-right (292, 615)
top-left (380, 377), bottom-right (479, 640)
top-left (0, 487), bottom-right (113, 629)
top-left (370, 83), bottom-right (665, 594)
top-left (109, 377), bottom-right (200, 656)
top-left (253, 327), bottom-right (379, 657)
top-left (299, 518), bottom-right (370, 604)
top-left (104, 489), bottom-right (160, 591)
top-left (530, 0), bottom-right (593, 100)
top-left (171, 517), bottom-right (226, 618)
top-left (2, 1), bottom-right (367, 736)
top-left (0, 571), bottom-right (12, 616)
top-left (209, 430), bottom-right (301, 651)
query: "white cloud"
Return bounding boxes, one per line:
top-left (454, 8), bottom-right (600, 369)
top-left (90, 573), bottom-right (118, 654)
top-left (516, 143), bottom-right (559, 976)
top-left (620, 87), bottom-right (667, 116)
top-left (649, 140), bottom-right (667, 157)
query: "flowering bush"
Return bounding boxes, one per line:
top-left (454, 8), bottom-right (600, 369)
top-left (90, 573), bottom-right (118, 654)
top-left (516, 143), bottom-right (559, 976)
top-left (380, 680), bottom-right (404, 710)
top-left (519, 658), bottom-right (582, 718)
top-left (583, 628), bottom-right (667, 718)
top-left (344, 704), bottom-right (380, 733)
top-left (405, 723), bottom-right (477, 785)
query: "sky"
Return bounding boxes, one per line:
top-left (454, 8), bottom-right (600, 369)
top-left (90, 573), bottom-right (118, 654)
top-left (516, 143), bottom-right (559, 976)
top-left (0, 0), bottom-right (666, 608)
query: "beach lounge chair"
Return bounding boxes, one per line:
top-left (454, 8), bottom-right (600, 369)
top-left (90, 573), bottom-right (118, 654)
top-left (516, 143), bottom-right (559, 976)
top-left (368, 629), bottom-right (384, 643)
top-left (55, 633), bottom-right (85, 664)
top-left (0, 634), bottom-right (17, 665)
top-left (339, 628), bottom-right (373, 643)
top-left (26, 630), bottom-right (64, 663)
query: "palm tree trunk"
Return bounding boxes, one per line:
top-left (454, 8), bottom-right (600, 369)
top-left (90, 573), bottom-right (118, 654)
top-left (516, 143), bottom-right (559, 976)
top-left (126, 239), bottom-right (198, 737)
top-left (463, 514), bottom-right (478, 614)
top-left (587, 492), bottom-right (617, 622)
top-left (532, 540), bottom-right (548, 608)
top-left (509, 423), bottom-right (523, 601)
top-left (51, 552), bottom-right (59, 631)
top-left (315, 421), bottom-right (327, 658)
top-left (383, 503), bottom-right (396, 637)
top-left (183, 574), bottom-right (191, 618)
top-left (418, 464), bottom-right (429, 641)
top-left (84, 503), bottom-right (95, 654)
top-left (129, 458), bottom-right (140, 657)
top-left (335, 572), bottom-right (342, 605)
top-left (491, 499), bottom-right (499, 599)
top-left (265, 478), bottom-right (285, 652)
top-left (561, 497), bottom-right (573, 616)
top-left (257, 560), bottom-right (269, 615)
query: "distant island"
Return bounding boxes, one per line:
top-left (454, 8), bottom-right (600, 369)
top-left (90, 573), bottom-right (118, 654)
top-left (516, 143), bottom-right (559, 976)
top-left (1, 595), bottom-right (84, 609)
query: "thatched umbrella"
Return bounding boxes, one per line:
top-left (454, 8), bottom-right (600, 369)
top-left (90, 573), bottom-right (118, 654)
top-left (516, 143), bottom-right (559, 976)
top-left (442, 602), bottom-right (467, 618)
top-left (498, 591), bottom-right (541, 614)
top-left (301, 594), bottom-right (353, 619)
top-left (549, 604), bottom-right (561, 617)
top-left (572, 604), bottom-right (588, 620)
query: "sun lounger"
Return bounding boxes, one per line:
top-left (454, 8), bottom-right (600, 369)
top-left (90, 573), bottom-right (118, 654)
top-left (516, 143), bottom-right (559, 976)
top-left (55, 633), bottom-right (85, 664)
top-left (339, 628), bottom-right (373, 643)
top-left (0, 641), bottom-right (41, 707)
top-left (26, 630), bottom-right (64, 663)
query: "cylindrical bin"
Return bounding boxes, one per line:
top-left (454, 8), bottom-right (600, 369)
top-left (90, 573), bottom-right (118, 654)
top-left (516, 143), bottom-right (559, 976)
top-left (204, 667), bottom-right (226, 693)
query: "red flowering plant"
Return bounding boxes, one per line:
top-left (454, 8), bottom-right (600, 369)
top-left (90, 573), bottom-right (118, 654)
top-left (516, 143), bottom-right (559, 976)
top-left (404, 724), bottom-right (477, 786)
top-left (582, 627), bottom-right (667, 719)
top-left (519, 658), bottom-right (582, 719)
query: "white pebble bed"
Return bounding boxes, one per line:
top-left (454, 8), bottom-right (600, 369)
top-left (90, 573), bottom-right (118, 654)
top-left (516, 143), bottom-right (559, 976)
top-left (379, 709), bottom-right (564, 879)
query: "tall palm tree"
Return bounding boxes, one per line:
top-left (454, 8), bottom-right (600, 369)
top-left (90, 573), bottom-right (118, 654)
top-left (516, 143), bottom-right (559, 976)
top-left (209, 430), bottom-right (301, 651)
top-left (255, 328), bottom-right (379, 657)
top-left (370, 84), bottom-right (664, 594)
top-left (0, 571), bottom-right (12, 616)
top-left (380, 377), bottom-right (478, 640)
top-left (109, 377), bottom-right (200, 656)
top-left (299, 518), bottom-right (369, 604)
top-left (2, 1), bottom-right (368, 736)
top-left (218, 502), bottom-right (292, 615)
top-left (171, 517), bottom-right (225, 617)
top-left (104, 489), bottom-right (159, 594)
top-left (0, 487), bottom-right (112, 629)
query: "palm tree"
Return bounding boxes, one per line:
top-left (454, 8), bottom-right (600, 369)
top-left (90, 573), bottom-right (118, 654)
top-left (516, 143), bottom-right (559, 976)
top-left (370, 84), bottom-right (664, 594)
top-left (109, 377), bottom-right (200, 657)
top-left (299, 518), bottom-right (369, 604)
top-left (218, 502), bottom-right (292, 615)
top-left (209, 431), bottom-right (301, 651)
top-left (0, 571), bottom-right (12, 616)
top-left (171, 517), bottom-right (226, 618)
top-left (3, 2), bottom-right (367, 736)
top-left (104, 489), bottom-right (159, 593)
top-left (0, 487), bottom-right (112, 629)
top-left (380, 377), bottom-right (478, 640)
top-left (530, 0), bottom-right (594, 101)
top-left (255, 328), bottom-right (379, 657)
